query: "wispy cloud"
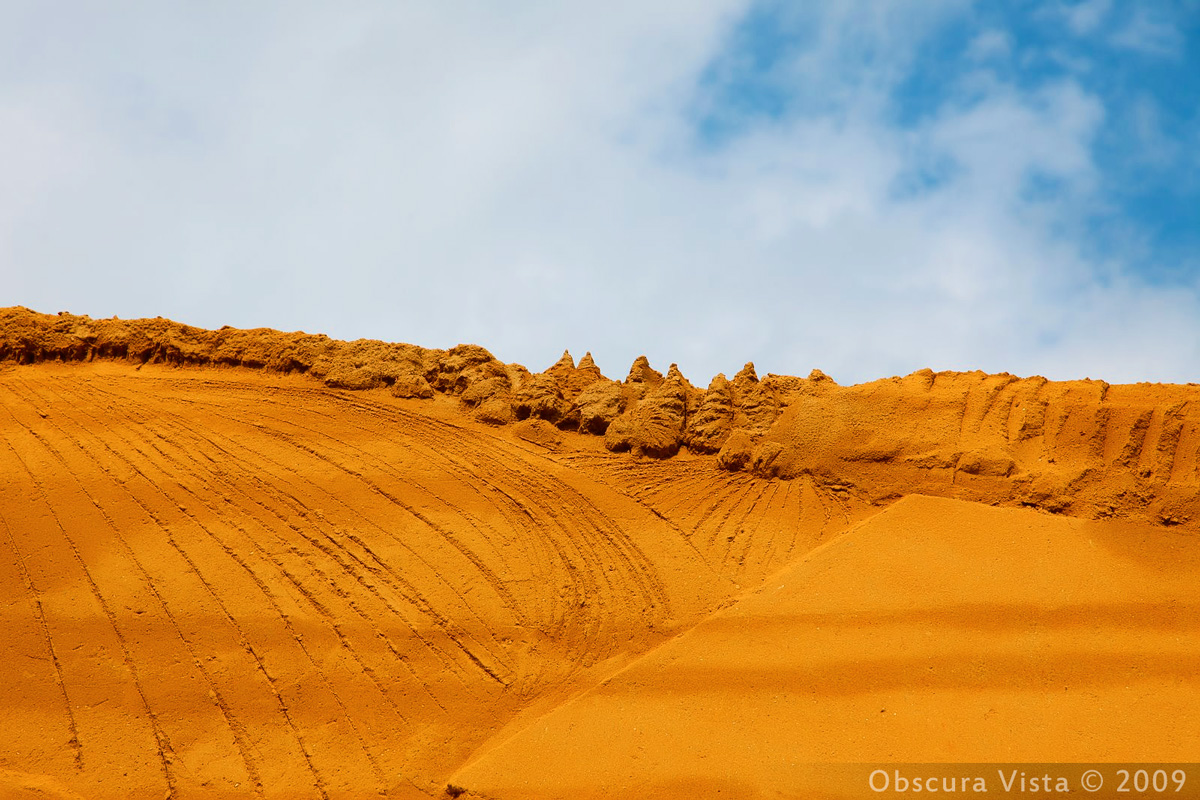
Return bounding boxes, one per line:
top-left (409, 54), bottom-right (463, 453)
top-left (1063, 0), bottom-right (1113, 36)
top-left (966, 29), bottom-right (1012, 61)
top-left (1110, 8), bottom-right (1186, 58)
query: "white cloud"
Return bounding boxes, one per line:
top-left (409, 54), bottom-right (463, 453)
top-left (921, 81), bottom-right (1102, 204)
top-left (1063, 0), bottom-right (1113, 36)
top-left (1110, 9), bottom-right (1185, 58)
top-left (1128, 95), bottom-right (1181, 166)
top-left (1, 1), bottom-right (1197, 385)
top-left (1042, 2), bottom-right (1183, 60)
top-left (966, 29), bottom-right (1011, 61)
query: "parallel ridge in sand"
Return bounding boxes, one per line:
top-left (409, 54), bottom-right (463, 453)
top-left (1, 308), bottom-right (1197, 798)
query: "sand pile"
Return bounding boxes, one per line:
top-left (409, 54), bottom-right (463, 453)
top-left (0, 308), bottom-right (1197, 798)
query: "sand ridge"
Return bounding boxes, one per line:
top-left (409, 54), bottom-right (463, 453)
top-left (1, 309), bottom-right (1197, 797)
top-left (6, 306), bottom-right (1200, 528)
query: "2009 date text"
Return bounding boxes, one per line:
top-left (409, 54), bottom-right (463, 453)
top-left (1114, 769), bottom-right (1186, 793)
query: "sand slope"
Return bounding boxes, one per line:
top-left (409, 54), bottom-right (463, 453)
top-left (450, 495), bottom-right (1200, 798)
top-left (0, 363), bottom-right (868, 798)
top-left (2, 309), bottom-right (1199, 798)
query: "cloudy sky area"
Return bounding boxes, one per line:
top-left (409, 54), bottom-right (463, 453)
top-left (3, 1), bottom-right (1198, 385)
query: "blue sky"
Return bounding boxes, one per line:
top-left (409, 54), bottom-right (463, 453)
top-left (2, 1), bottom-right (1198, 384)
top-left (695, 1), bottom-right (1199, 279)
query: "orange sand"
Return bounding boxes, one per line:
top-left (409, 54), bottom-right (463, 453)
top-left (0, 309), bottom-right (1197, 798)
top-left (451, 496), bottom-right (1200, 797)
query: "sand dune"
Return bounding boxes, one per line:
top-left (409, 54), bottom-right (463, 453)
top-left (1, 309), bottom-right (1197, 798)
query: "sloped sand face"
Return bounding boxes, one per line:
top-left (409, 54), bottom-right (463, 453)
top-left (450, 496), bottom-right (1200, 798)
top-left (0, 363), bottom-right (869, 798)
top-left (2, 309), bottom-right (1199, 798)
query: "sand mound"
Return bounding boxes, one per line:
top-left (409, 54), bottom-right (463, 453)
top-left (450, 495), bottom-right (1200, 798)
top-left (2, 308), bottom-right (1198, 797)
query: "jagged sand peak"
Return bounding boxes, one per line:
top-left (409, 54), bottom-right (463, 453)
top-left (735, 361), bottom-right (758, 383)
top-left (624, 354), bottom-right (663, 385)
top-left (549, 349), bottom-right (575, 372)
top-left (808, 367), bottom-right (835, 384)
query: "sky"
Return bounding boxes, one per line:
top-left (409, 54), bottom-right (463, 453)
top-left (2, 1), bottom-right (1198, 386)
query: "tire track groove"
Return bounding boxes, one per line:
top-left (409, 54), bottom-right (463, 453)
top-left (0, 502), bottom-right (83, 769)
top-left (45, 378), bottom-right (444, 730)
top-left (82, 379), bottom-right (496, 697)
top-left (0, 392), bottom-right (178, 799)
top-left (12, 378), bottom-right (270, 794)
top-left (16, 378), bottom-right (340, 798)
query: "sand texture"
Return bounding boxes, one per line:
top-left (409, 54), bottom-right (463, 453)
top-left (451, 496), bottom-right (1200, 798)
top-left (1, 308), bottom-right (1197, 798)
